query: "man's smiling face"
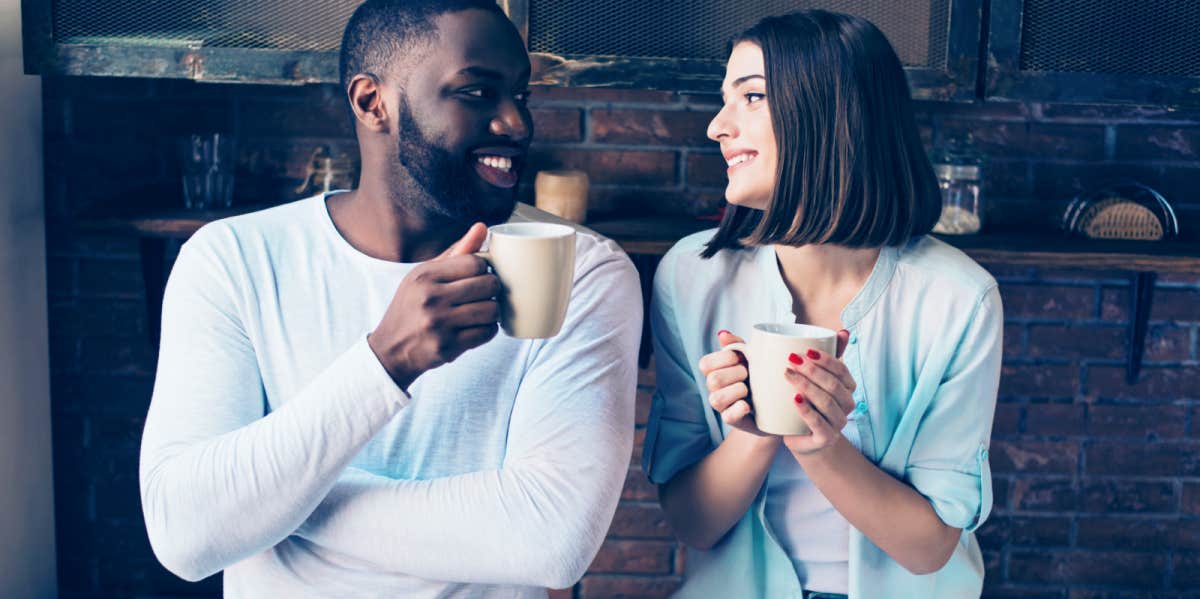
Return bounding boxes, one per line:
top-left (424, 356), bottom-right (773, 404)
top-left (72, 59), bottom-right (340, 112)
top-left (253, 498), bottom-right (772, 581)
top-left (387, 8), bottom-right (533, 225)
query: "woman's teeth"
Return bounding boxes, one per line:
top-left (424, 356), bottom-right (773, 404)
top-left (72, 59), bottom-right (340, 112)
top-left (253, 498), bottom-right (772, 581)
top-left (727, 153), bottom-right (755, 167)
top-left (477, 156), bottom-right (513, 172)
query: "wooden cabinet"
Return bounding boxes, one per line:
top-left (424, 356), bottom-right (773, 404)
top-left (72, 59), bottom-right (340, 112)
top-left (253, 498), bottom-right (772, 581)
top-left (509, 0), bottom-right (983, 100)
top-left (985, 0), bottom-right (1200, 106)
top-left (21, 0), bottom-right (1200, 105)
top-left (22, 0), bottom-right (982, 100)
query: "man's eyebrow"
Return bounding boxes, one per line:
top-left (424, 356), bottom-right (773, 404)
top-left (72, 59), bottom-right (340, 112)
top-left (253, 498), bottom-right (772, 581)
top-left (454, 65), bottom-right (533, 84)
top-left (456, 66), bottom-right (504, 79)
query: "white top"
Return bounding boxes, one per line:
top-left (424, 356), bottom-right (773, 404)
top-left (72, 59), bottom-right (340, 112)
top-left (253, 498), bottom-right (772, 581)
top-left (763, 419), bottom-right (862, 593)
top-left (139, 193), bottom-right (643, 597)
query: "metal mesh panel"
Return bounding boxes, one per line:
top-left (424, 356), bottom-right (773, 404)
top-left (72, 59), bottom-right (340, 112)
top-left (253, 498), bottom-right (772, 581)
top-left (1020, 0), bottom-right (1200, 77)
top-left (53, 0), bottom-right (363, 50)
top-left (528, 0), bottom-right (950, 68)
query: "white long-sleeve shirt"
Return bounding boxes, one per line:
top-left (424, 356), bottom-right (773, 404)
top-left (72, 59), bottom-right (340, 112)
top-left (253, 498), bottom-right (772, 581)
top-left (139, 193), bottom-right (642, 597)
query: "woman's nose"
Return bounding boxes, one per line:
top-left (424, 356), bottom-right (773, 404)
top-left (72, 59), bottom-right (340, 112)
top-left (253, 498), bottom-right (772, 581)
top-left (707, 104), bottom-right (735, 142)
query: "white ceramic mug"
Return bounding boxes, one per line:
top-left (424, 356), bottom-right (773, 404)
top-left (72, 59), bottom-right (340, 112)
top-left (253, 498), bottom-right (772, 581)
top-left (723, 323), bottom-right (838, 436)
top-left (476, 222), bottom-right (576, 339)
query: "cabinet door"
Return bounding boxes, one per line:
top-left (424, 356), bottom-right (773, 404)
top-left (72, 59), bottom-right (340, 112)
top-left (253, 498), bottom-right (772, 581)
top-left (23, 0), bottom-right (983, 96)
top-left (512, 0), bottom-right (982, 100)
top-left (21, 0), bottom-right (358, 83)
top-left (986, 0), bottom-right (1200, 106)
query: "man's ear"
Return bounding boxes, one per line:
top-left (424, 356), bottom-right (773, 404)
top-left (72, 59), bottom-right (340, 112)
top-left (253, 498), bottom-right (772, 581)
top-left (347, 73), bottom-right (388, 133)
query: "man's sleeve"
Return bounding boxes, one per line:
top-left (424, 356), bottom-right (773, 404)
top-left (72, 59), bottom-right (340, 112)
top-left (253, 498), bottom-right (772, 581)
top-left (294, 244), bottom-right (643, 589)
top-left (139, 224), bottom-right (408, 582)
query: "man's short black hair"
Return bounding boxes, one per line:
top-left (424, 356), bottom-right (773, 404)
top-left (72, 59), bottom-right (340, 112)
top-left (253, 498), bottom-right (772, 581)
top-left (338, 0), bottom-right (508, 92)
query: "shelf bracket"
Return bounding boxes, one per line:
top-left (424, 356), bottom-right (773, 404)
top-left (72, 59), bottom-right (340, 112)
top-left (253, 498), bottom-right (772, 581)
top-left (1126, 271), bottom-right (1156, 385)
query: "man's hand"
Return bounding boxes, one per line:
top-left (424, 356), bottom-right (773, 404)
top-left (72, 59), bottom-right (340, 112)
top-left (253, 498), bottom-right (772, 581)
top-left (368, 223), bottom-right (500, 389)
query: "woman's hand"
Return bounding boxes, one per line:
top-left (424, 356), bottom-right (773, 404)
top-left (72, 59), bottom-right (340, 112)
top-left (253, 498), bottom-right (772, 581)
top-left (783, 330), bottom-right (855, 455)
top-left (698, 330), bottom-right (773, 437)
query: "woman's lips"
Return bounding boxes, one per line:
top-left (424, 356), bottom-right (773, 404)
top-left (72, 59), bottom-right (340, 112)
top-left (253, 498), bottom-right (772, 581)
top-left (725, 151), bottom-right (757, 174)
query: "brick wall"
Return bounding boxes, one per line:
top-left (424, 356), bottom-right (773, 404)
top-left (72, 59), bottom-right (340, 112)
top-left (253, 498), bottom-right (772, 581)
top-left (41, 77), bottom-right (1200, 597)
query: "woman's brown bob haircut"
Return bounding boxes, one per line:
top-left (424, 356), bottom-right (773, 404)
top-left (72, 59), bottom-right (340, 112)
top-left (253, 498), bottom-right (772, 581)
top-left (702, 10), bottom-right (941, 258)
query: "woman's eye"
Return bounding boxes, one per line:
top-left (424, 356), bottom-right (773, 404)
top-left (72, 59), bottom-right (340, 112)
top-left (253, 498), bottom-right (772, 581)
top-left (745, 93), bottom-right (765, 104)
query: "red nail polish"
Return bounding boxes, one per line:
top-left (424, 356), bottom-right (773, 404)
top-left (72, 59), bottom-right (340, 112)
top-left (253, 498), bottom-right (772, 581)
top-left (807, 349), bottom-right (821, 360)
top-left (718, 329), bottom-right (730, 337)
top-left (788, 353), bottom-right (803, 365)
top-left (794, 393), bottom-right (805, 404)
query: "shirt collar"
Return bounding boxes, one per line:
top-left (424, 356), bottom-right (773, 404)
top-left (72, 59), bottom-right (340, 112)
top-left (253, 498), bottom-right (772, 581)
top-left (757, 243), bottom-right (900, 329)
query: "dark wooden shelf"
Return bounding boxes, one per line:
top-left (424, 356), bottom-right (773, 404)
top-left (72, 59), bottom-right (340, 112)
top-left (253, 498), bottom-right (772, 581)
top-left (932, 231), bottom-right (1200, 273)
top-left (77, 210), bottom-right (1200, 272)
top-left (75, 205), bottom-right (271, 238)
top-left (72, 208), bottom-right (1200, 381)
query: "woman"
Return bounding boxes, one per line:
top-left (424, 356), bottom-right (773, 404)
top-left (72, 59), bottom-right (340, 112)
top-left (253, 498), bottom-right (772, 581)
top-left (643, 10), bottom-right (1002, 598)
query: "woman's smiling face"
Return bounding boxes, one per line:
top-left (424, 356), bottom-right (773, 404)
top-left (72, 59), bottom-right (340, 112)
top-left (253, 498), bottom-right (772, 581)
top-left (707, 42), bottom-right (777, 210)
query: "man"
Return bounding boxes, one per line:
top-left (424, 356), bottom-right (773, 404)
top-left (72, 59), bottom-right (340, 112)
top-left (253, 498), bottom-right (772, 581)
top-left (138, 1), bottom-right (641, 596)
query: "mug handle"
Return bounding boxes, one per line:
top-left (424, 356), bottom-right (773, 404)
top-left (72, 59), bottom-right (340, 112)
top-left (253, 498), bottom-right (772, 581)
top-left (722, 341), bottom-right (749, 360)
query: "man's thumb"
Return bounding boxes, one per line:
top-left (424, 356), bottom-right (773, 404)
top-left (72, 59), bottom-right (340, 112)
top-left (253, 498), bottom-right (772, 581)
top-left (439, 222), bottom-right (488, 259)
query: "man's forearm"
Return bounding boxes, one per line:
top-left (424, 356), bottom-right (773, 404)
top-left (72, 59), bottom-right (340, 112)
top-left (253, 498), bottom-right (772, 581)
top-left (793, 436), bottom-right (961, 574)
top-left (140, 340), bottom-right (406, 581)
top-left (294, 443), bottom-right (628, 589)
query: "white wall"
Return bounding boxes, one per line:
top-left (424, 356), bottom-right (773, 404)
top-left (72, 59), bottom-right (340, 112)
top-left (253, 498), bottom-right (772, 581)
top-left (0, 0), bottom-right (57, 594)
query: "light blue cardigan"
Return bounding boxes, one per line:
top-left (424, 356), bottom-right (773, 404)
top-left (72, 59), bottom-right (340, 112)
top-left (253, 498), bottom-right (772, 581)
top-left (643, 231), bottom-right (1003, 598)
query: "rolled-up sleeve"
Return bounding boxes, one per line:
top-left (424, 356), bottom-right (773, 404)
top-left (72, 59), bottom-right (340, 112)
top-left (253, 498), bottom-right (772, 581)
top-left (642, 253), bottom-right (715, 485)
top-left (905, 285), bottom-right (1003, 533)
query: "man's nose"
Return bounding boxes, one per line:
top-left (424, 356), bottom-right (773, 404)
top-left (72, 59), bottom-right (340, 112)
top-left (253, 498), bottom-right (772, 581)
top-left (490, 100), bottom-right (531, 142)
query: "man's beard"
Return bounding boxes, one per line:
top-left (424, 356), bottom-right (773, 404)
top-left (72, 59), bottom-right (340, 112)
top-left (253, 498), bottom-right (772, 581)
top-left (392, 100), bottom-right (516, 225)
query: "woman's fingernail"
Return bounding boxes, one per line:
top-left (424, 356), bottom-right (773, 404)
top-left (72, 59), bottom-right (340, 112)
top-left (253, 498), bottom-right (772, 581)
top-left (807, 349), bottom-right (821, 360)
top-left (718, 329), bottom-right (730, 337)
top-left (794, 393), bottom-right (805, 405)
top-left (788, 353), bottom-right (803, 365)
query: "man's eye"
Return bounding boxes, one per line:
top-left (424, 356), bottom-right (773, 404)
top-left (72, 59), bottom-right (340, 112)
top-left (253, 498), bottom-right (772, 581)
top-left (514, 90), bottom-right (531, 104)
top-left (462, 88), bottom-right (492, 99)
top-left (745, 93), bottom-right (766, 104)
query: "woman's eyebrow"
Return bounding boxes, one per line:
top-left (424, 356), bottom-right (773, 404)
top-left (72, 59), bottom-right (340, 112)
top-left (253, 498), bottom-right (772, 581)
top-left (720, 74), bottom-right (765, 101)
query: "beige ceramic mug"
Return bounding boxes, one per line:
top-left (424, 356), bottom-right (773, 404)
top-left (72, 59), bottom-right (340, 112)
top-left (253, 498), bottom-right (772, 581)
top-left (535, 169), bottom-right (589, 223)
top-left (476, 222), bottom-right (576, 339)
top-left (723, 323), bottom-right (838, 436)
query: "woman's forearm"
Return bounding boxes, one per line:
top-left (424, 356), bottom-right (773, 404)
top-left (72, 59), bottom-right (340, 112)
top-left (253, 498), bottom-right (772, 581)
top-left (793, 436), bottom-right (961, 574)
top-left (659, 429), bottom-right (780, 549)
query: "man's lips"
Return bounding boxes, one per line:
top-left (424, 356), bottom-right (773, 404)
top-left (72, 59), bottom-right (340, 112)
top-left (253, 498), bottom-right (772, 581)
top-left (471, 146), bottom-right (524, 189)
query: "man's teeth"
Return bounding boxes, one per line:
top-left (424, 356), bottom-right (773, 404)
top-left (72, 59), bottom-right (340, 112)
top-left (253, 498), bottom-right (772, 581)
top-left (727, 153), bottom-right (755, 167)
top-left (477, 156), bottom-right (513, 172)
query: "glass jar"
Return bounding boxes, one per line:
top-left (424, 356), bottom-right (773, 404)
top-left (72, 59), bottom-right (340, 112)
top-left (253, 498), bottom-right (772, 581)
top-left (931, 151), bottom-right (984, 235)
